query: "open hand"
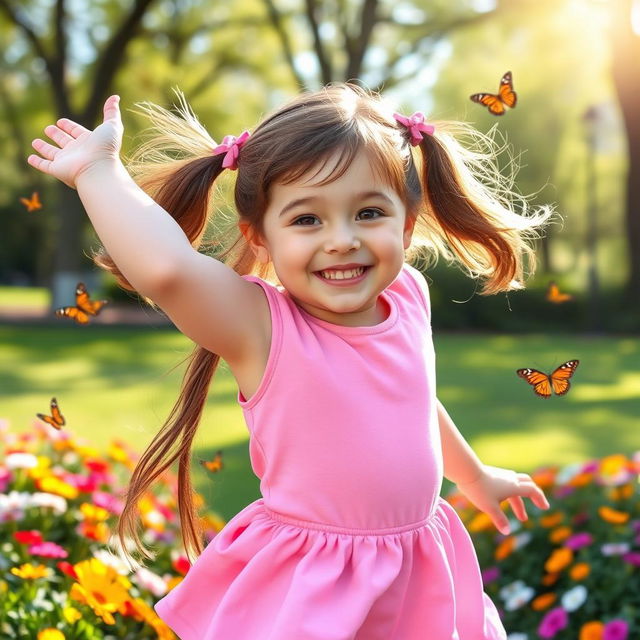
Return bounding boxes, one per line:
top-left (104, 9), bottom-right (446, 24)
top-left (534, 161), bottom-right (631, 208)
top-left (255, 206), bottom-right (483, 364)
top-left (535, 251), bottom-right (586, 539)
top-left (455, 464), bottom-right (550, 535)
top-left (27, 95), bottom-right (123, 189)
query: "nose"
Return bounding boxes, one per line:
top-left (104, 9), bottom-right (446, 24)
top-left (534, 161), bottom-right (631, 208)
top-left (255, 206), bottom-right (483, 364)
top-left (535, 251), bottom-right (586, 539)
top-left (323, 222), bottom-right (361, 253)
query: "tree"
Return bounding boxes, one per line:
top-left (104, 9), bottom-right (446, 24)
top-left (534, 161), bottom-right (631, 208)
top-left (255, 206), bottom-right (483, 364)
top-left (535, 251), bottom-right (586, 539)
top-left (609, 0), bottom-right (640, 300)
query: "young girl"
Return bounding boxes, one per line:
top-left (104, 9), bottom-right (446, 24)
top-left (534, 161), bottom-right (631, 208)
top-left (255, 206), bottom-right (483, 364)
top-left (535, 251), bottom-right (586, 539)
top-left (28, 83), bottom-right (552, 640)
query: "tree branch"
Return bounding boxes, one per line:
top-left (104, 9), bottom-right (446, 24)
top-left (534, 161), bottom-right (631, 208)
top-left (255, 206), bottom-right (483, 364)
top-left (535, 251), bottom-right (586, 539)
top-left (304, 0), bottom-right (332, 84)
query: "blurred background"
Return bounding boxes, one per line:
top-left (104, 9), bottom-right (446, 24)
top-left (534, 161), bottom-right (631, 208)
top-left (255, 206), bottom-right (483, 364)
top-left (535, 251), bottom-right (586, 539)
top-left (0, 0), bottom-right (638, 518)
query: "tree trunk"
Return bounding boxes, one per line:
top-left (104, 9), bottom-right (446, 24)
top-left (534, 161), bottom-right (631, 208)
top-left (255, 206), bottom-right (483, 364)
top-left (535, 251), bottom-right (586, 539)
top-left (610, 0), bottom-right (640, 301)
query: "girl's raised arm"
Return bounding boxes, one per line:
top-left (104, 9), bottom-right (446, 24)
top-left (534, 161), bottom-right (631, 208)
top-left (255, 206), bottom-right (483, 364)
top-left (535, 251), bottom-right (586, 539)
top-left (28, 96), bottom-right (269, 366)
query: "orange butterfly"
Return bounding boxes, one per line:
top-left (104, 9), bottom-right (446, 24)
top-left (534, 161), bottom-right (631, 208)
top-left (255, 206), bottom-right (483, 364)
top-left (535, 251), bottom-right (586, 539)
top-left (20, 191), bottom-right (42, 212)
top-left (36, 397), bottom-right (66, 430)
top-left (517, 360), bottom-right (580, 398)
top-left (55, 282), bottom-right (108, 324)
top-left (546, 281), bottom-right (573, 304)
top-left (200, 450), bottom-right (224, 473)
top-left (470, 71), bottom-right (517, 116)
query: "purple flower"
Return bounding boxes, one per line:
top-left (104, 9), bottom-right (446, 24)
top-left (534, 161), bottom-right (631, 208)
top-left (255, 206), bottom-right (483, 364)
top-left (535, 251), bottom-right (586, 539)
top-left (631, 519), bottom-right (640, 534)
top-left (28, 541), bottom-right (68, 558)
top-left (604, 619), bottom-right (629, 640)
top-left (565, 532), bottom-right (594, 550)
top-left (554, 486), bottom-right (575, 498)
top-left (582, 460), bottom-right (599, 473)
top-left (622, 552), bottom-right (640, 567)
top-left (538, 607), bottom-right (569, 638)
top-left (482, 566), bottom-right (500, 585)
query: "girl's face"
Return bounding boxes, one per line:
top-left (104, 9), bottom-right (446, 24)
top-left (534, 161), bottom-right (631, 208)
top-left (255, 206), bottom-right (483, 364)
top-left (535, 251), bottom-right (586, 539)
top-left (246, 150), bottom-right (415, 327)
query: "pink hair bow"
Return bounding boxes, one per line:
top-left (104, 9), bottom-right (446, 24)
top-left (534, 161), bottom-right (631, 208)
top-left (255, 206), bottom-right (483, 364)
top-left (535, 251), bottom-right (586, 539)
top-left (392, 112), bottom-right (435, 146)
top-left (212, 130), bottom-right (251, 170)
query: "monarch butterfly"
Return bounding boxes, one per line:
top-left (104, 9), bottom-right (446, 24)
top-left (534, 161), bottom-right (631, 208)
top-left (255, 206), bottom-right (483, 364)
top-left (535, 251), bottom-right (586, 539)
top-left (470, 71), bottom-right (517, 116)
top-left (20, 191), bottom-right (42, 212)
top-left (546, 281), bottom-right (573, 304)
top-left (55, 282), bottom-right (108, 324)
top-left (200, 450), bottom-right (224, 473)
top-left (517, 360), bottom-right (580, 398)
top-left (36, 397), bottom-right (66, 430)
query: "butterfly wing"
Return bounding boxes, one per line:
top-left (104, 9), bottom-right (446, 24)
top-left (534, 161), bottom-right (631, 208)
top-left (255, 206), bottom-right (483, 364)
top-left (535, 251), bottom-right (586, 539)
top-left (55, 306), bottom-right (90, 324)
top-left (36, 397), bottom-right (65, 429)
top-left (549, 360), bottom-right (580, 396)
top-left (517, 368), bottom-right (552, 398)
top-left (75, 282), bottom-right (108, 316)
top-left (498, 71), bottom-right (517, 108)
top-left (470, 92), bottom-right (506, 116)
top-left (200, 450), bottom-right (224, 473)
top-left (546, 282), bottom-right (573, 304)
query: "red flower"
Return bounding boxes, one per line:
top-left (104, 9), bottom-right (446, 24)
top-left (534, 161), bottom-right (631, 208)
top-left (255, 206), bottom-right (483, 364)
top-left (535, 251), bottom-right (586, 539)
top-left (14, 530), bottom-right (44, 545)
top-left (57, 561), bottom-right (78, 579)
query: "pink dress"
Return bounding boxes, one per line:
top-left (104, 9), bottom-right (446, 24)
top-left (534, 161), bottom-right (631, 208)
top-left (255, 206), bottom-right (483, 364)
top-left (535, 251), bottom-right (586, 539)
top-left (154, 262), bottom-right (507, 640)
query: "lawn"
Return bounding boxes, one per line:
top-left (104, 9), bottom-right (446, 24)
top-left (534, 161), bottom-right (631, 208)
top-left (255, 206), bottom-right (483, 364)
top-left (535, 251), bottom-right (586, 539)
top-left (0, 324), bottom-right (638, 521)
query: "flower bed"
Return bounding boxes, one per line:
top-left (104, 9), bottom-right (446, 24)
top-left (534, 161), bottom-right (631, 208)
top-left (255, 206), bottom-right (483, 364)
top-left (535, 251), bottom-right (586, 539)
top-left (0, 419), bottom-right (225, 639)
top-left (445, 453), bottom-right (640, 639)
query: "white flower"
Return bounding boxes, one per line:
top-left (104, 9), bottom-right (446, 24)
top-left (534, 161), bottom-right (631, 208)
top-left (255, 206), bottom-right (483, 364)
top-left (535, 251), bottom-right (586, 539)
top-left (555, 461), bottom-right (583, 485)
top-left (499, 579), bottom-right (527, 601)
top-left (29, 492), bottom-right (68, 515)
top-left (514, 531), bottom-right (533, 550)
top-left (92, 549), bottom-right (131, 575)
top-left (32, 587), bottom-right (54, 611)
top-left (507, 634), bottom-right (529, 640)
top-left (133, 567), bottom-right (167, 597)
top-left (504, 584), bottom-right (535, 611)
top-left (601, 542), bottom-right (631, 556)
top-left (0, 491), bottom-right (30, 522)
top-left (561, 584), bottom-right (588, 612)
top-left (5, 453), bottom-right (38, 470)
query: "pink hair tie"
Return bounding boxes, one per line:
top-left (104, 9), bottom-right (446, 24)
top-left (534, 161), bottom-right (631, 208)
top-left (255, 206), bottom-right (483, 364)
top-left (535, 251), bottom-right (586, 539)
top-left (392, 111), bottom-right (435, 146)
top-left (212, 130), bottom-right (250, 170)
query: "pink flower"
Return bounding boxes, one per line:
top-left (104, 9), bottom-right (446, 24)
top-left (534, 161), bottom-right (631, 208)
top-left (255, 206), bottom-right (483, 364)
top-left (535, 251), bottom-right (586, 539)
top-left (564, 532), bottom-right (593, 550)
top-left (622, 552), bottom-right (640, 567)
top-left (28, 541), bottom-right (68, 558)
top-left (554, 486), bottom-right (575, 498)
top-left (538, 607), bottom-right (569, 638)
top-left (481, 566), bottom-right (500, 585)
top-left (92, 490), bottom-right (124, 515)
top-left (604, 619), bottom-right (629, 640)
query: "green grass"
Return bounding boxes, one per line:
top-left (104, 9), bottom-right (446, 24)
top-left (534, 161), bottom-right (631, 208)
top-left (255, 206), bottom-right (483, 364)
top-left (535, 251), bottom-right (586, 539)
top-left (0, 325), bottom-right (638, 521)
top-left (0, 286), bottom-right (49, 309)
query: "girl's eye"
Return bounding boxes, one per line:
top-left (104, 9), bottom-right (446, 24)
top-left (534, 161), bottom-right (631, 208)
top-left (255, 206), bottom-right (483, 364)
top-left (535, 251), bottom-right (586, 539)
top-left (292, 209), bottom-right (383, 225)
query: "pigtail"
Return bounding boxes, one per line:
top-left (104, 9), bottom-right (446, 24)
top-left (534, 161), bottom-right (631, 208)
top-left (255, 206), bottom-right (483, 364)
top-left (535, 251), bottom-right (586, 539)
top-left (93, 90), bottom-right (257, 570)
top-left (412, 123), bottom-right (553, 294)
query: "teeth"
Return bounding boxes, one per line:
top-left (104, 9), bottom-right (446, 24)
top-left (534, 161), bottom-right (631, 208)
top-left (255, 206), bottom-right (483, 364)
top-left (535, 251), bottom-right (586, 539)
top-left (319, 267), bottom-right (365, 280)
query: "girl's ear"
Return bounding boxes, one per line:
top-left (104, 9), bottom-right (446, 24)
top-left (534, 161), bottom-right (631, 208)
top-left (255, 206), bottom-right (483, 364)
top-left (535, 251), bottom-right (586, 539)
top-left (402, 213), bottom-right (416, 250)
top-left (239, 221), bottom-right (271, 264)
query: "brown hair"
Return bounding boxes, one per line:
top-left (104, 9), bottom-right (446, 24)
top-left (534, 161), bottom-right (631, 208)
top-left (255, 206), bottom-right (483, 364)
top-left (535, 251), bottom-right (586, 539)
top-left (94, 83), bottom-right (552, 569)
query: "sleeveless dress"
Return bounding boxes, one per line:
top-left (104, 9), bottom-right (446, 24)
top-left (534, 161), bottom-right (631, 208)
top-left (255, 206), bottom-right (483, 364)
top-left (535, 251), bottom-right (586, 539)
top-left (154, 262), bottom-right (507, 640)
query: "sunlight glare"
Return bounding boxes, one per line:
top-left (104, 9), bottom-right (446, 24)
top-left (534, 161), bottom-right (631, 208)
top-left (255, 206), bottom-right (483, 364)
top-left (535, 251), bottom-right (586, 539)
top-left (633, 0), bottom-right (640, 35)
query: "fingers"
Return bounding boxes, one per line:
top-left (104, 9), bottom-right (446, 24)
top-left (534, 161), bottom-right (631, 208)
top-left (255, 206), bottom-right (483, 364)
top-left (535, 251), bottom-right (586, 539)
top-left (27, 153), bottom-right (53, 175)
top-left (44, 124), bottom-right (75, 148)
top-left (56, 118), bottom-right (90, 138)
top-left (31, 138), bottom-right (59, 161)
top-left (104, 94), bottom-right (121, 123)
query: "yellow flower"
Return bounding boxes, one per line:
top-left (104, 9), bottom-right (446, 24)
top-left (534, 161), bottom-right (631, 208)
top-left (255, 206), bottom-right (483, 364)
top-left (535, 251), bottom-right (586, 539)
top-left (37, 629), bottom-right (65, 640)
top-left (63, 606), bottom-right (82, 624)
top-left (545, 547), bottom-right (573, 573)
top-left (532, 592), bottom-right (556, 611)
top-left (579, 621), bottom-right (605, 640)
top-left (600, 454), bottom-right (628, 476)
top-left (10, 563), bottom-right (51, 579)
top-left (80, 503), bottom-right (110, 521)
top-left (37, 475), bottom-right (79, 499)
top-left (571, 563), bottom-right (591, 581)
top-left (70, 558), bottom-right (131, 625)
top-left (598, 505), bottom-right (630, 524)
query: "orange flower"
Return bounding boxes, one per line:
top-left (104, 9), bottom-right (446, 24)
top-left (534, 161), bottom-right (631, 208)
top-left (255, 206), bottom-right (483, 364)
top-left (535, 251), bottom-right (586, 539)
top-left (550, 526), bottom-right (572, 544)
top-left (568, 472), bottom-right (593, 487)
top-left (598, 505), bottom-right (630, 524)
top-left (495, 536), bottom-right (516, 561)
top-left (545, 548), bottom-right (574, 573)
top-left (541, 573), bottom-right (560, 586)
top-left (570, 563), bottom-right (591, 581)
top-left (579, 621), bottom-right (605, 640)
top-left (532, 592), bottom-right (556, 611)
top-left (531, 467), bottom-right (558, 490)
top-left (609, 484), bottom-right (634, 501)
top-left (540, 512), bottom-right (564, 528)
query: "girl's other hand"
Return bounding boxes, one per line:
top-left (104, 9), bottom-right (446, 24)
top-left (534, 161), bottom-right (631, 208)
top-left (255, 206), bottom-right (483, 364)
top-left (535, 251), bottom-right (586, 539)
top-left (27, 95), bottom-right (124, 189)
top-left (455, 464), bottom-right (551, 536)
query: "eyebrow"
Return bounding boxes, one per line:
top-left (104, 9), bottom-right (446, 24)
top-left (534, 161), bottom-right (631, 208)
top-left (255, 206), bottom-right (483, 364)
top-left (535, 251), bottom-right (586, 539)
top-left (278, 190), bottom-right (395, 218)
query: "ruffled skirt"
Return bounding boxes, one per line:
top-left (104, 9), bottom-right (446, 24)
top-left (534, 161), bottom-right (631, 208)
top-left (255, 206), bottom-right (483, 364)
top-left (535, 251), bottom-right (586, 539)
top-left (154, 497), bottom-right (506, 640)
